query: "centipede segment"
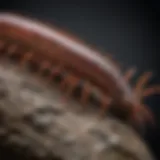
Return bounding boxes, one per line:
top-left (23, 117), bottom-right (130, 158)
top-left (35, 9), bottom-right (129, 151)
top-left (0, 38), bottom-right (104, 109)
top-left (0, 13), bottom-right (159, 128)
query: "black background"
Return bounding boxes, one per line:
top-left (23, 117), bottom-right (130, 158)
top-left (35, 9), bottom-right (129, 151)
top-left (0, 0), bottom-right (159, 159)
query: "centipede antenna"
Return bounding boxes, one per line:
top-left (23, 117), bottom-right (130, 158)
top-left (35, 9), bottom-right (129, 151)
top-left (124, 67), bottom-right (136, 82)
top-left (135, 72), bottom-right (153, 97)
top-left (142, 85), bottom-right (160, 97)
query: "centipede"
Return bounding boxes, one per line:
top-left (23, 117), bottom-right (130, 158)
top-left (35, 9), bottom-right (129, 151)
top-left (0, 12), bottom-right (159, 128)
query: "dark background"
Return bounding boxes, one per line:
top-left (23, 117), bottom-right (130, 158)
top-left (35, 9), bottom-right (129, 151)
top-left (0, 0), bottom-right (159, 159)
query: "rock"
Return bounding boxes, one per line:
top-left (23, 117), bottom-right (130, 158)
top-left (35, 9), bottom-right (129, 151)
top-left (0, 62), bottom-right (155, 160)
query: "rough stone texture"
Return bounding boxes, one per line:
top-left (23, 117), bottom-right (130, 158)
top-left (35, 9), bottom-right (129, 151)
top-left (0, 62), bottom-right (155, 160)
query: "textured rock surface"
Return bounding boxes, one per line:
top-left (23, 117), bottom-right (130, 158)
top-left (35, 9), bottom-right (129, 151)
top-left (0, 62), bottom-right (155, 160)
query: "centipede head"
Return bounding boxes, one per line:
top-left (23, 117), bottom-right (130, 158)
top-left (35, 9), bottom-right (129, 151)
top-left (125, 70), bottom-right (160, 129)
top-left (129, 104), bottom-right (155, 131)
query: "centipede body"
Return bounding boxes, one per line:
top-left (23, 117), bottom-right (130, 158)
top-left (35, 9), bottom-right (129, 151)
top-left (0, 12), bottom-right (159, 127)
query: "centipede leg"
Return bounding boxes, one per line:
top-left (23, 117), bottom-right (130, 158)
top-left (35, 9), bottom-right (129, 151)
top-left (5, 44), bottom-right (19, 65)
top-left (13, 51), bottom-right (33, 72)
top-left (142, 85), bottom-right (160, 97)
top-left (134, 72), bottom-right (153, 99)
top-left (104, 54), bottom-right (122, 72)
top-left (0, 40), bottom-right (5, 51)
top-left (99, 95), bottom-right (112, 118)
top-left (37, 61), bottom-right (51, 77)
top-left (19, 51), bottom-right (33, 67)
top-left (0, 40), bottom-right (5, 58)
top-left (46, 66), bottom-right (63, 84)
top-left (81, 82), bottom-right (91, 107)
top-left (6, 43), bottom-right (18, 56)
top-left (60, 74), bottom-right (79, 100)
top-left (124, 68), bottom-right (136, 82)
